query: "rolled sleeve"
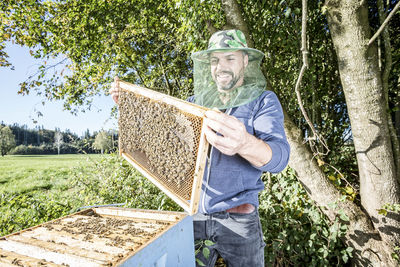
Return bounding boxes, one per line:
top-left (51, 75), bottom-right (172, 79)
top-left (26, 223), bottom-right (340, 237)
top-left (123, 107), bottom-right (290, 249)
top-left (254, 140), bottom-right (290, 173)
top-left (252, 91), bottom-right (290, 173)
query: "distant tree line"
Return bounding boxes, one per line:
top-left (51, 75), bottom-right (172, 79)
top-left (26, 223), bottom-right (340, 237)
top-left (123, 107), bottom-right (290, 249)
top-left (0, 122), bottom-right (118, 155)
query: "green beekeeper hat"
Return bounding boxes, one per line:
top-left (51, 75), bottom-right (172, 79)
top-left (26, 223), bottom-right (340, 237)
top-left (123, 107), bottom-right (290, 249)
top-left (191, 29), bottom-right (264, 62)
top-left (190, 29), bottom-right (267, 109)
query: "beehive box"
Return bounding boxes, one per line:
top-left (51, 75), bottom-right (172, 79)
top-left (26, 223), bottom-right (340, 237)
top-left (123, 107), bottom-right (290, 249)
top-left (117, 79), bottom-right (209, 215)
top-left (0, 207), bottom-right (195, 266)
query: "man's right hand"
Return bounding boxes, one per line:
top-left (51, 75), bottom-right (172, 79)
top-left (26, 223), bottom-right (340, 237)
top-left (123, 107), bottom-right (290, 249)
top-left (109, 78), bottom-right (119, 104)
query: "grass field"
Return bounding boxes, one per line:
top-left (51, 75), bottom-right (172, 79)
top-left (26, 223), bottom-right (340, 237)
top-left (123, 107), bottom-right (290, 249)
top-left (0, 154), bottom-right (102, 196)
top-left (0, 154), bottom-right (108, 236)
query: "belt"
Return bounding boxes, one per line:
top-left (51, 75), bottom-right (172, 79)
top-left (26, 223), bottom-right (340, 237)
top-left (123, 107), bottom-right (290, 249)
top-left (226, 203), bottom-right (255, 214)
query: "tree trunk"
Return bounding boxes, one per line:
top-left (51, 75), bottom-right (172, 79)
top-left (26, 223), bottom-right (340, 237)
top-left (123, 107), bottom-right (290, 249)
top-left (395, 96), bottom-right (400, 184)
top-left (377, 0), bottom-right (400, 185)
top-left (325, 0), bottom-right (400, 247)
top-left (284, 110), bottom-right (397, 266)
top-left (396, 107), bottom-right (400, 144)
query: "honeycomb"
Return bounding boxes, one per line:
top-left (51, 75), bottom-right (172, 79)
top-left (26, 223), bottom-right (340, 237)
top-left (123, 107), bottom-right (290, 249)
top-left (0, 207), bottom-right (186, 266)
top-left (118, 83), bottom-right (208, 207)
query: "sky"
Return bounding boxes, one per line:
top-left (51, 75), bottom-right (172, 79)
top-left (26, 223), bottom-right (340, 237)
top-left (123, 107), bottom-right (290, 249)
top-left (0, 42), bottom-right (117, 136)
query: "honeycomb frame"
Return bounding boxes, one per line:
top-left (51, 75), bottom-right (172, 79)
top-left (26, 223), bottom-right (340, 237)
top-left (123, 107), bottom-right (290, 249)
top-left (117, 79), bottom-right (209, 215)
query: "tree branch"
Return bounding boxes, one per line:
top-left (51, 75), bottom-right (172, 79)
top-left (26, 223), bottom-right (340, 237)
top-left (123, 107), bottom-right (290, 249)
top-left (377, 0), bottom-right (400, 181)
top-left (205, 20), bottom-right (218, 35)
top-left (121, 50), bottom-right (148, 87)
top-left (159, 59), bottom-right (172, 95)
top-left (295, 0), bottom-right (329, 153)
top-left (24, 58), bottom-right (68, 83)
top-left (368, 0), bottom-right (400, 46)
top-left (174, 77), bottom-right (182, 94)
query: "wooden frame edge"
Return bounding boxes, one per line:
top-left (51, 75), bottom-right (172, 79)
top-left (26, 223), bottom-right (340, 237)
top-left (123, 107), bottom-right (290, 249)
top-left (121, 152), bottom-right (192, 214)
top-left (119, 80), bottom-right (208, 117)
top-left (189, 122), bottom-right (209, 215)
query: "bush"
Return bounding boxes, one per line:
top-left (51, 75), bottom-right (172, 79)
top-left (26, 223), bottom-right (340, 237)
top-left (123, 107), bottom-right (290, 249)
top-left (59, 143), bottom-right (80, 154)
top-left (69, 154), bottom-right (181, 211)
top-left (0, 191), bottom-right (76, 236)
top-left (9, 143), bottom-right (80, 155)
top-left (260, 168), bottom-right (352, 266)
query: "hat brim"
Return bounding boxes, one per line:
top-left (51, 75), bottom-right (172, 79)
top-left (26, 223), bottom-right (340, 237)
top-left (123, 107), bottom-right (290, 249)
top-left (191, 47), bottom-right (264, 62)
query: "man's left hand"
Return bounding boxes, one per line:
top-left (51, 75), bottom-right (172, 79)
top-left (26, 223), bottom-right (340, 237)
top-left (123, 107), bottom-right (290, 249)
top-left (204, 110), bottom-right (249, 156)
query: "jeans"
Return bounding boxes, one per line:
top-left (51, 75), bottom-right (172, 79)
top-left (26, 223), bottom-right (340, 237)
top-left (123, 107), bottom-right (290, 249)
top-left (193, 209), bottom-right (265, 267)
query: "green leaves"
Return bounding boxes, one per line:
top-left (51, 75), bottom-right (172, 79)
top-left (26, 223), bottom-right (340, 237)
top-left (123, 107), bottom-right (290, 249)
top-left (1, 0), bottom-right (197, 109)
top-left (195, 258), bottom-right (206, 266)
top-left (339, 210), bottom-right (350, 222)
top-left (204, 240), bottom-right (215, 246)
top-left (284, 7), bottom-right (291, 18)
top-left (194, 239), bottom-right (215, 266)
top-left (0, 191), bottom-right (74, 236)
top-left (202, 247), bottom-right (210, 259)
top-left (378, 203), bottom-right (400, 216)
top-left (0, 126), bottom-right (16, 156)
top-left (260, 169), bottom-right (351, 266)
top-left (93, 130), bottom-right (112, 154)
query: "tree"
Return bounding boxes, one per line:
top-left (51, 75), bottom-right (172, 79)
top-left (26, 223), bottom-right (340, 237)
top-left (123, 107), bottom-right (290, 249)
top-left (54, 130), bottom-right (63, 155)
top-left (93, 130), bottom-right (111, 154)
top-left (1, 0), bottom-right (400, 265)
top-left (0, 125), bottom-right (16, 156)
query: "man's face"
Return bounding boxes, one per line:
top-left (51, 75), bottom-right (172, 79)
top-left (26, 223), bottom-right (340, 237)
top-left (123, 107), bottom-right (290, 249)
top-left (210, 51), bottom-right (248, 92)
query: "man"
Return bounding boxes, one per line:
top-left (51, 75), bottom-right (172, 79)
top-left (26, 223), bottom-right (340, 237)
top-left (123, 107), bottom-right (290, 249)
top-left (189, 29), bottom-right (289, 267)
top-left (110, 29), bottom-right (290, 267)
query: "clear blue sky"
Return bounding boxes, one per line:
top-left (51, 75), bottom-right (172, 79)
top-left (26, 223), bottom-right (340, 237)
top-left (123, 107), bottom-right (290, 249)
top-left (0, 42), bottom-right (117, 136)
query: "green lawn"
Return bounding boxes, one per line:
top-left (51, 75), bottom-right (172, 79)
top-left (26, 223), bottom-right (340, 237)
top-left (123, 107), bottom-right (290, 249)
top-left (0, 154), bottom-right (102, 195)
top-left (0, 154), bottom-right (107, 236)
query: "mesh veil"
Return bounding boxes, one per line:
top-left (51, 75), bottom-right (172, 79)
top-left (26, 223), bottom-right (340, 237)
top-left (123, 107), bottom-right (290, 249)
top-left (191, 51), bottom-right (266, 109)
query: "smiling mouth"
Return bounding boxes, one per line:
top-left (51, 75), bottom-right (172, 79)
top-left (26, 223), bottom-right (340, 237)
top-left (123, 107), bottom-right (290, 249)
top-left (216, 72), bottom-right (233, 83)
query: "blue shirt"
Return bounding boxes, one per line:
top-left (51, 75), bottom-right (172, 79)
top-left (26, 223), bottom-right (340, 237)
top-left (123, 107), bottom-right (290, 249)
top-left (188, 90), bottom-right (290, 214)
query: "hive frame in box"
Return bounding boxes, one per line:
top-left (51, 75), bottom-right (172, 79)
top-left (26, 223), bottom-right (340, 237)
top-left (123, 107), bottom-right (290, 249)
top-left (117, 79), bottom-right (209, 215)
top-left (0, 207), bottom-right (195, 266)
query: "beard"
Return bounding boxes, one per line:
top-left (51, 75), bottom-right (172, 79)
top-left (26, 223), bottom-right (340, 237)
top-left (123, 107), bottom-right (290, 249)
top-left (214, 70), bottom-right (242, 91)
